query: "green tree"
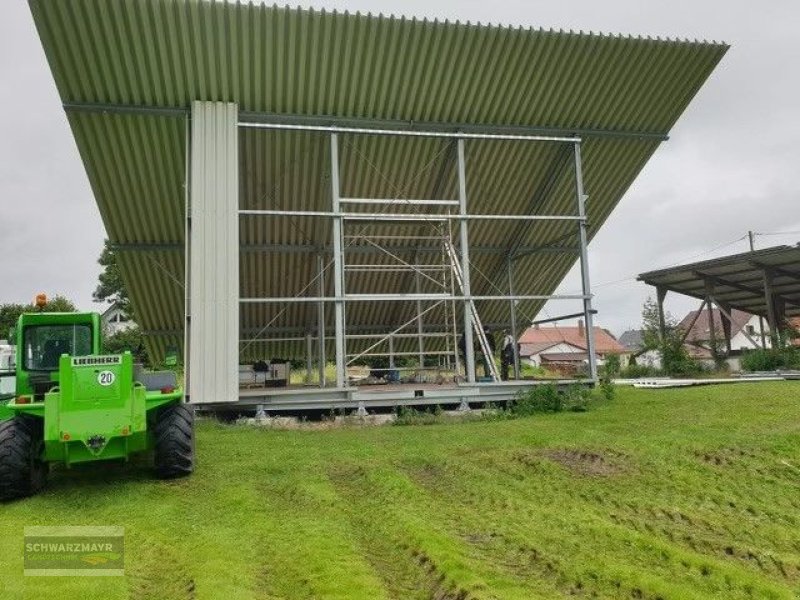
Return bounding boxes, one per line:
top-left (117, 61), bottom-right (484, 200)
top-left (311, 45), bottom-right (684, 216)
top-left (93, 239), bottom-right (131, 317)
top-left (103, 326), bottom-right (150, 367)
top-left (0, 295), bottom-right (77, 341)
top-left (641, 297), bottom-right (700, 376)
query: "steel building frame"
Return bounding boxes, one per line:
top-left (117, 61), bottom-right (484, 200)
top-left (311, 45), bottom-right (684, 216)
top-left (203, 118), bottom-right (600, 407)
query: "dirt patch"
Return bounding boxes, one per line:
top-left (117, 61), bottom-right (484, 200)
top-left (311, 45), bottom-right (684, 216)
top-left (541, 449), bottom-right (624, 477)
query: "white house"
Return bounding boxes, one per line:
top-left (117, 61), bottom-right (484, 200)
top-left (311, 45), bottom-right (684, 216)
top-left (518, 320), bottom-right (629, 369)
top-left (101, 303), bottom-right (135, 336)
top-left (678, 307), bottom-right (769, 370)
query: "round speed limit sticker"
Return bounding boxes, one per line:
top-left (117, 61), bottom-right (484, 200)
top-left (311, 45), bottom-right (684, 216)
top-left (97, 371), bottom-right (116, 386)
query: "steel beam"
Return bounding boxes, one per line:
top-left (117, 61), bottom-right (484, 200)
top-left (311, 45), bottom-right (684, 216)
top-left (507, 258), bottom-right (520, 380)
top-left (330, 134), bottom-right (346, 388)
top-left (705, 280), bottom-right (718, 360)
top-left (239, 209), bottom-right (583, 222)
top-left (112, 241), bottom-right (579, 257)
top-left (63, 101), bottom-right (670, 141)
top-left (457, 138), bottom-right (476, 383)
top-left (316, 253), bottom-right (327, 387)
top-left (656, 286), bottom-right (668, 345)
top-left (678, 299), bottom-right (706, 345)
top-left (574, 142), bottom-right (597, 382)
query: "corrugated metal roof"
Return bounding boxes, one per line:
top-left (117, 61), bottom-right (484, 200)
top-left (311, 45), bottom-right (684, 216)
top-left (28, 0), bottom-right (728, 361)
top-left (638, 245), bottom-right (800, 320)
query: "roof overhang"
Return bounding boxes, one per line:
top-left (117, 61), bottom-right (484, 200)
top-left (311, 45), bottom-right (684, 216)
top-left (638, 245), bottom-right (800, 319)
top-left (28, 0), bottom-right (728, 360)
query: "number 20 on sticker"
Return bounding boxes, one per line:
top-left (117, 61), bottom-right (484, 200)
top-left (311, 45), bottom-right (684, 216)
top-left (97, 371), bottom-right (116, 386)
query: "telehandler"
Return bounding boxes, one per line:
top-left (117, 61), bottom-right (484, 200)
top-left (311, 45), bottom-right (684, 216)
top-left (0, 298), bottom-right (194, 500)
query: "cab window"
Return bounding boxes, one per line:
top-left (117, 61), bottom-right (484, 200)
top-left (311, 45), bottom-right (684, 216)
top-left (23, 325), bottom-right (93, 371)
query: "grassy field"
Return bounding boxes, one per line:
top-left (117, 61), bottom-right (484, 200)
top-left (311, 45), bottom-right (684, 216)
top-left (2, 382), bottom-right (799, 599)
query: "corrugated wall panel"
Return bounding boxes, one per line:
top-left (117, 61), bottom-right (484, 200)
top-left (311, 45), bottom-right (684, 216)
top-left (189, 101), bottom-right (239, 403)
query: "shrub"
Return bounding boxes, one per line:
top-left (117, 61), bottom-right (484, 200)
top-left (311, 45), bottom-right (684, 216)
top-left (741, 346), bottom-right (800, 372)
top-left (619, 363), bottom-right (661, 378)
top-left (510, 384), bottom-right (592, 416)
top-left (602, 354), bottom-right (621, 377)
top-left (103, 325), bottom-right (150, 367)
top-left (512, 385), bottom-right (563, 415)
top-left (394, 406), bottom-right (442, 426)
top-left (598, 378), bottom-right (615, 401)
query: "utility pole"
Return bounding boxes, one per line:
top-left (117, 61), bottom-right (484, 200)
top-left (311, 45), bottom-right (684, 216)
top-left (748, 230), bottom-right (768, 349)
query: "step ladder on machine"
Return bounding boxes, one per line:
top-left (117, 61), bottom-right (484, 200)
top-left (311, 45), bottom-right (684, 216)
top-left (444, 240), bottom-right (500, 382)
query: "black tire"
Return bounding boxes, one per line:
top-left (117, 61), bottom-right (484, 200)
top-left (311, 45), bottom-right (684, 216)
top-left (153, 403), bottom-right (195, 479)
top-left (0, 416), bottom-right (48, 501)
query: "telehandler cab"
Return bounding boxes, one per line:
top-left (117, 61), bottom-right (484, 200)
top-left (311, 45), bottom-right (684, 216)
top-left (0, 300), bottom-right (194, 500)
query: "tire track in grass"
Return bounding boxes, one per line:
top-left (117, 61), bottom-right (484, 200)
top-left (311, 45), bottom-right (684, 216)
top-left (245, 466), bottom-right (392, 600)
top-left (469, 450), bottom-right (796, 599)
top-left (400, 456), bottom-right (595, 599)
top-left (328, 463), bottom-right (471, 600)
top-left (327, 461), bottom-right (554, 600)
top-left (400, 451), bottom-right (795, 600)
top-left (127, 536), bottom-right (197, 600)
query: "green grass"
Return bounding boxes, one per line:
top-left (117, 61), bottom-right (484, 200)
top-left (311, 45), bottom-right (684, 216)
top-left (2, 382), bottom-right (800, 599)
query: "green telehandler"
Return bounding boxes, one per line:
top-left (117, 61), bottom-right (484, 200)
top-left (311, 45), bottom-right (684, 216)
top-left (0, 303), bottom-right (194, 500)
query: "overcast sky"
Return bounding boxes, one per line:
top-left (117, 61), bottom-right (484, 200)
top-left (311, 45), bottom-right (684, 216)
top-left (2, 0), bottom-right (799, 336)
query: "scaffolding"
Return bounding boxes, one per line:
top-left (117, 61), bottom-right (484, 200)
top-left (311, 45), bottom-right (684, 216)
top-left (234, 123), bottom-right (599, 394)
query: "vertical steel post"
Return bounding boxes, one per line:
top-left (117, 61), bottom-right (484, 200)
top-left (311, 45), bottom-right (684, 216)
top-left (705, 280), bottom-right (718, 360)
top-left (415, 263), bottom-right (424, 373)
top-left (656, 286), bottom-right (668, 344)
top-left (305, 332), bottom-right (313, 383)
top-left (388, 335), bottom-right (396, 370)
top-left (749, 231), bottom-right (767, 348)
top-left (330, 134), bottom-right (346, 388)
top-left (316, 252), bottom-right (326, 386)
top-left (456, 138), bottom-right (476, 383)
top-left (763, 268), bottom-right (778, 347)
top-left (573, 142), bottom-right (598, 381)
top-left (507, 257), bottom-right (520, 380)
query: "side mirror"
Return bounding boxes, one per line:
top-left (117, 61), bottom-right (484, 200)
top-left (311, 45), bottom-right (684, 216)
top-left (8, 327), bottom-right (15, 342)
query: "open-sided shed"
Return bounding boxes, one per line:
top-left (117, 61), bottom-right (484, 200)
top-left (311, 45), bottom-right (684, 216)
top-left (29, 0), bottom-right (727, 406)
top-left (639, 244), bottom-right (800, 350)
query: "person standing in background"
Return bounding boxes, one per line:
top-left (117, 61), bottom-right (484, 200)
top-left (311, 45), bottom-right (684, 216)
top-left (500, 329), bottom-right (515, 381)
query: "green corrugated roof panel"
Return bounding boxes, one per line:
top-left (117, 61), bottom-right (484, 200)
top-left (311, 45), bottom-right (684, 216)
top-left (28, 0), bottom-right (728, 360)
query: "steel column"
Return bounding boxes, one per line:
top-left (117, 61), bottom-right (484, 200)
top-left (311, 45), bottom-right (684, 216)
top-left (763, 268), bottom-right (778, 347)
top-left (573, 142), bottom-right (597, 381)
top-left (316, 253), bottom-right (327, 387)
top-left (305, 332), bottom-right (314, 383)
top-left (330, 134), bottom-right (347, 388)
top-left (456, 138), bottom-right (476, 383)
top-left (415, 265), bottom-right (425, 371)
top-left (705, 280), bottom-right (718, 359)
top-left (656, 286), bottom-right (668, 345)
top-left (507, 257), bottom-right (520, 380)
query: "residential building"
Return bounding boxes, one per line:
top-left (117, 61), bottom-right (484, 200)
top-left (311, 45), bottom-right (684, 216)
top-left (519, 320), bottom-right (628, 370)
top-left (618, 329), bottom-right (661, 369)
top-left (101, 303), bottom-right (135, 336)
top-left (677, 307), bottom-right (769, 369)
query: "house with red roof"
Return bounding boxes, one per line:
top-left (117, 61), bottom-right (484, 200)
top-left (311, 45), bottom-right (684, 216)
top-left (518, 320), bottom-right (628, 369)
